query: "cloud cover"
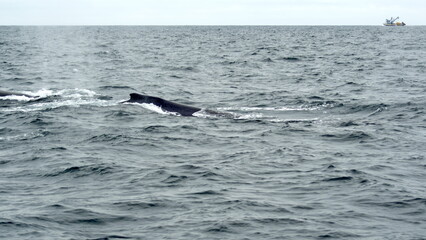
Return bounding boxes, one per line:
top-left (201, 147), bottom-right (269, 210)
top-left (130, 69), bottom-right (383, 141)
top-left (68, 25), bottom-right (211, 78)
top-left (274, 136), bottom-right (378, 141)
top-left (0, 0), bottom-right (424, 25)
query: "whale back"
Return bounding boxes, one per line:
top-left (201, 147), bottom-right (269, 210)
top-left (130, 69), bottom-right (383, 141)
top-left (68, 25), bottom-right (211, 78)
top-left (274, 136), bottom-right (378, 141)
top-left (129, 93), bottom-right (160, 104)
top-left (0, 90), bottom-right (35, 98)
top-left (127, 93), bottom-right (201, 116)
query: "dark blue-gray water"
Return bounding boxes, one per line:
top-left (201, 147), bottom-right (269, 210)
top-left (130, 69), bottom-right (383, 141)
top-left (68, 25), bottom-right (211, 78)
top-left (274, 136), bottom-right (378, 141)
top-left (1, 26), bottom-right (425, 240)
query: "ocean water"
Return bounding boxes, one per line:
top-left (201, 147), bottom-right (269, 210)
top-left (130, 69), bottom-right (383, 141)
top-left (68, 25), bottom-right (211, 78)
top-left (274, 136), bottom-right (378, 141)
top-left (0, 26), bottom-right (425, 240)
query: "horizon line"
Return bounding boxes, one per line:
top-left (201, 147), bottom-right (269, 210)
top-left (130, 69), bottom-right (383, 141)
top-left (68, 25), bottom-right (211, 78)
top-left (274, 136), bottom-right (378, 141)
top-left (0, 24), bottom-right (423, 27)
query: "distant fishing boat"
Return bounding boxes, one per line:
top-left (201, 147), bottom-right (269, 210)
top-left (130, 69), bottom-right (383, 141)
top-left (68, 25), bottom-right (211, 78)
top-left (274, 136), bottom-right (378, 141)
top-left (383, 17), bottom-right (406, 26)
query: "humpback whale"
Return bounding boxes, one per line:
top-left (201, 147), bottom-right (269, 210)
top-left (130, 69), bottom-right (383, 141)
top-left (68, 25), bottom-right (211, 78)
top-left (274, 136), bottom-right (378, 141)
top-left (0, 90), bottom-right (36, 98)
top-left (125, 93), bottom-right (202, 116)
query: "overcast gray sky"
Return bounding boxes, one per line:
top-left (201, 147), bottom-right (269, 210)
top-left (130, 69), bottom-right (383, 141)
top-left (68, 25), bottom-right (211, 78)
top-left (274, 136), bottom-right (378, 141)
top-left (0, 0), bottom-right (424, 25)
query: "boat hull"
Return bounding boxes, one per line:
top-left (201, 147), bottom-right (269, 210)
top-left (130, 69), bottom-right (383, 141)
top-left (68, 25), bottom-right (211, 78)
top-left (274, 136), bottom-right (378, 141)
top-left (383, 23), bottom-right (406, 26)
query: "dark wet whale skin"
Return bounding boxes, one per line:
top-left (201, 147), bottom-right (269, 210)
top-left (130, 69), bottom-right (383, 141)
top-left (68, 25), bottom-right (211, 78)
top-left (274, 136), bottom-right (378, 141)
top-left (0, 90), bottom-right (35, 98)
top-left (125, 93), bottom-right (201, 116)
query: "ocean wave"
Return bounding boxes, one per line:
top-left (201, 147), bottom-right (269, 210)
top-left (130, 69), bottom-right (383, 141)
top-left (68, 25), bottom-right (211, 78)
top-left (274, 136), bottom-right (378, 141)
top-left (0, 130), bottom-right (50, 141)
top-left (27, 207), bottom-right (134, 226)
top-left (45, 164), bottom-right (116, 178)
top-left (320, 131), bottom-right (372, 142)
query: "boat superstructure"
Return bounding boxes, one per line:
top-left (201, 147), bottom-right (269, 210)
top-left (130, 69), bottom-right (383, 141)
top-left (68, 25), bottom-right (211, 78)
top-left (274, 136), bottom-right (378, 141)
top-left (384, 17), bottom-right (406, 26)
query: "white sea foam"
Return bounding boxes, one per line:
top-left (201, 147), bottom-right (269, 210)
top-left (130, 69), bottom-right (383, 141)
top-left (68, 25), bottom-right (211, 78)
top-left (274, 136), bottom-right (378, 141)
top-left (235, 112), bottom-right (265, 119)
top-left (219, 106), bottom-right (321, 112)
top-left (0, 95), bottom-right (33, 101)
top-left (57, 88), bottom-right (98, 98)
top-left (1, 88), bottom-right (116, 112)
top-left (0, 89), bottom-right (56, 101)
top-left (124, 102), bottom-right (181, 116)
top-left (29, 89), bottom-right (55, 98)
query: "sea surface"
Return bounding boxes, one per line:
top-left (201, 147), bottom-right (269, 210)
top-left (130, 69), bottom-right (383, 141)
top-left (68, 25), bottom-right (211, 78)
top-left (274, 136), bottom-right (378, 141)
top-left (1, 26), bottom-right (425, 240)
